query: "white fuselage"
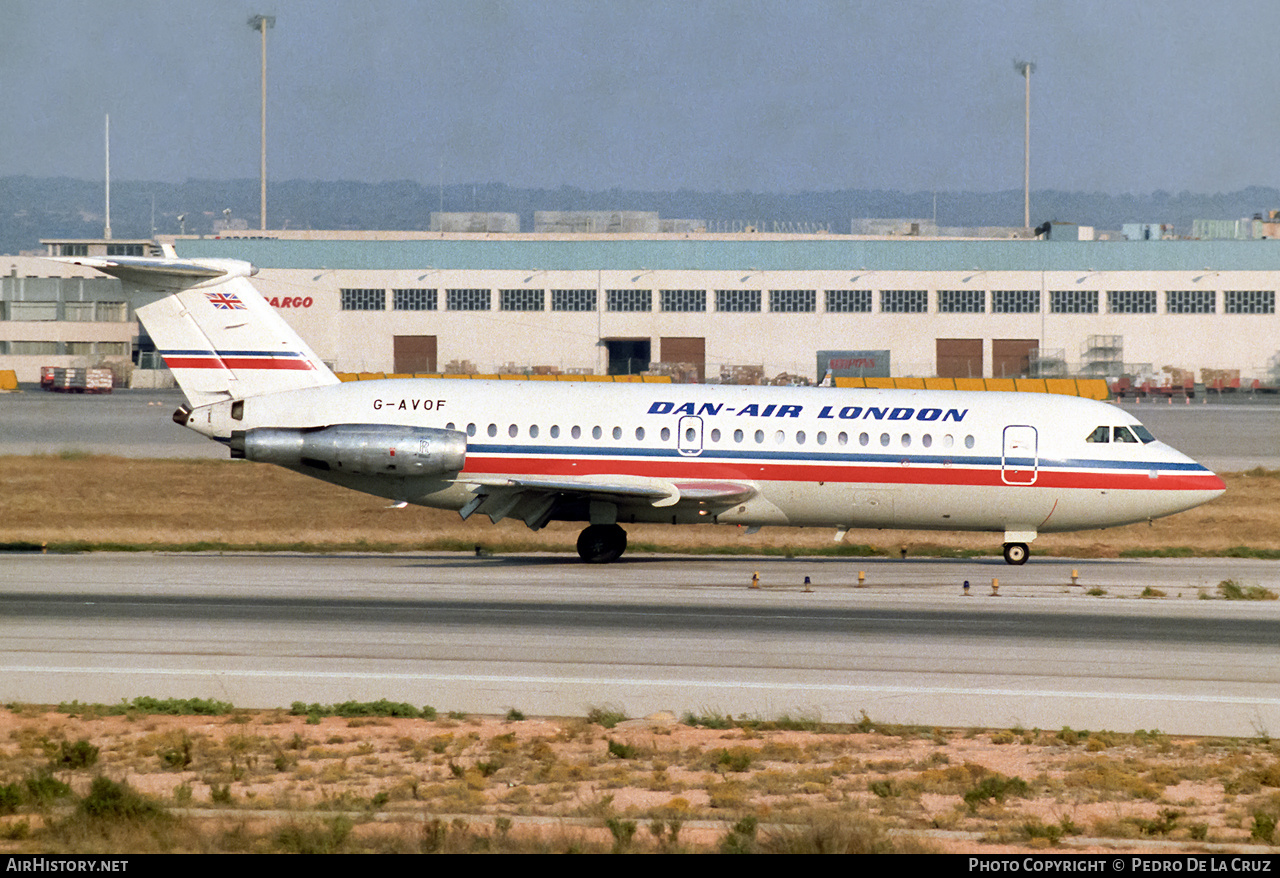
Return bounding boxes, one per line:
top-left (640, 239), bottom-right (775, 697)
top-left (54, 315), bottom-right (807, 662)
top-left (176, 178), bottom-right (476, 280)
top-left (182, 379), bottom-right (1225, 538)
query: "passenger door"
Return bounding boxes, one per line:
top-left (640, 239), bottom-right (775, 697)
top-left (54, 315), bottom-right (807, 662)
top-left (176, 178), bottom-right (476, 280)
top-left (1001, 425), bottom-right (1038, 485)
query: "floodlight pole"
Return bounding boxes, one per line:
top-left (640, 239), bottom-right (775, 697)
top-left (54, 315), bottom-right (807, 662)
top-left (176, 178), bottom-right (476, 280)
top-left (1014, 60), bottom-right (1035, 229)
top-left (249, 15), bottom-right (275, 230)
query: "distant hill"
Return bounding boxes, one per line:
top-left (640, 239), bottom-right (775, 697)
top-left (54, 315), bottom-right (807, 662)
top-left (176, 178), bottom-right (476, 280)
top-left (5, 175), bottom-right (1280, 254)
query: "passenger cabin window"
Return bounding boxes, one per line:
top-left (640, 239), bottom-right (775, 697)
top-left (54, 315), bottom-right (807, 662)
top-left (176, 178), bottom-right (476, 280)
top-left (1086, 426), bottom-right (1110, 443)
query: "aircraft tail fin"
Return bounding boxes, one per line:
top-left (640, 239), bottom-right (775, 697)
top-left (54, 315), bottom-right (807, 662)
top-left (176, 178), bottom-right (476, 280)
top-left (57, 256), bottom-right (338, 407)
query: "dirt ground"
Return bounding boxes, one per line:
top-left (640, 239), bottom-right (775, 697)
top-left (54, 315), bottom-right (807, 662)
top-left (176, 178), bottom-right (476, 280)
top-left (2, 459), bottom-right (1278, 853)
top-left (2, 704), bottom-right (1280, 854)
top-left (0, 456), bottom-right (1275, 558)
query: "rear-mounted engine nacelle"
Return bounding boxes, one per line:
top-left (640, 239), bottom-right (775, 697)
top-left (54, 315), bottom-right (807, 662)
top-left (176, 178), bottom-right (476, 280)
top-left (229, 424), bottom-right (466, 476)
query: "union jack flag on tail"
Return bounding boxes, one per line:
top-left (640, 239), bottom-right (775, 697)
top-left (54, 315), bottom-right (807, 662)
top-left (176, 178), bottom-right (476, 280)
top-left (206, 291), bottom-right (247, 310)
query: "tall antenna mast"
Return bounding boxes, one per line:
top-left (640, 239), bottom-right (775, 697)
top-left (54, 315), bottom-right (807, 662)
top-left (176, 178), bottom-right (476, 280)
top-left (1014, 60), bottom-right (1035, 228)
top-left (103, 114), bottom-right (112, 240)
top-left (249, 14), bottom-right (275, 230)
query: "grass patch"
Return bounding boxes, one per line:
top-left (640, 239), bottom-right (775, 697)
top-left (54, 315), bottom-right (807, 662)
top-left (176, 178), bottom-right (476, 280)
top-left (289, 700), bottom-right (436, 720)
top-left (59, 697), bottom-right (236, 717)
top-left (1218, 579), bottom-right (1279, 601)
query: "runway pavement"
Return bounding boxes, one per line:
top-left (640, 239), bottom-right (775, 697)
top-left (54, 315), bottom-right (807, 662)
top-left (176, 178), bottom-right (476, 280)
top-left (2, 387), bottom-right (1276, 733)
top-left (1, 552), bottom-right (1277, 736)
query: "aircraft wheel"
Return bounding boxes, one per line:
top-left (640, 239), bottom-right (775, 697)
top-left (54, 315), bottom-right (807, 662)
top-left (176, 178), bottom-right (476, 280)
top-left (577, 524), bottom-right (627, 563)
top-left (1002, 542), bottom-right (1029, 565)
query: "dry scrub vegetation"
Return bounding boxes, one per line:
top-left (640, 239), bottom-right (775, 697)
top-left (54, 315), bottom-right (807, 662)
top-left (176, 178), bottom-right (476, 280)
top-left (0, 455), bottom-right (1276, 558)
top-left (2, 703), bottom-right (1280, 853)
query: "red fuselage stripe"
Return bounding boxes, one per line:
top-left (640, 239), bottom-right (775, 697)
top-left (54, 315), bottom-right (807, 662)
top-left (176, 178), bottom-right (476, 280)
top-left (163, 356), bottom-right (314, 371)
top-left (462, 455), bottom-right (1224, 492)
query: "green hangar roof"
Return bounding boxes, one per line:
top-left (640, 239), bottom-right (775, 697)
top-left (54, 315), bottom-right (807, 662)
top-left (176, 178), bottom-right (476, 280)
top-left (174, 237), bottom-right (1280, 273)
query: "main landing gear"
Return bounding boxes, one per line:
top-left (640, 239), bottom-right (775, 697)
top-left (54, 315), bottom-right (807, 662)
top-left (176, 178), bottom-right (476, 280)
top-left (577, 524), bottom-right (628, 563)
top-left (1002, 542), bottom-right (1030, 565)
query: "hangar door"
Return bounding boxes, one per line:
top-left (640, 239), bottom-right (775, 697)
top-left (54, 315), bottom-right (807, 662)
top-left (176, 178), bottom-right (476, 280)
top-left (605, 338), bottom-right (650, 375)
top-left (660, 337), bottom-right (706, 382)
top-left (936, 339), bottom-right (983, 378)
top-left (394, 335), bottom-right (437, 374)
top-left (993, 339), bottom-right (1039, 378)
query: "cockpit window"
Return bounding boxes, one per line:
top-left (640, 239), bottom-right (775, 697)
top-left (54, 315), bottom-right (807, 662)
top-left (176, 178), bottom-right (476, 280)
top-left (1085, 426), bottom-right (1110, 443)
top-left (1113, 426), bottom-right (1138, 443)
top-left (1132, 424), bottom-right (1156, 444)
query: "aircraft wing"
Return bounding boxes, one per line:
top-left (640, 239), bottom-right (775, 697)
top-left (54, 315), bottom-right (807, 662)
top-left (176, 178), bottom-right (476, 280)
top-left (456, 474), bottom-right (756, 530)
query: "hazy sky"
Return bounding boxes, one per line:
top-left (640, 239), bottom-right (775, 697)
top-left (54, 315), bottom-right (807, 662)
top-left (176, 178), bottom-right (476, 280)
top-left (3, 0), bottom-right (1276, 194)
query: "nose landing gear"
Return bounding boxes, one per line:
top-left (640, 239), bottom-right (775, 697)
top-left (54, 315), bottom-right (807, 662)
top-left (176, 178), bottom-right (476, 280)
top-left (1002, 542), bottom-right (1029, 565)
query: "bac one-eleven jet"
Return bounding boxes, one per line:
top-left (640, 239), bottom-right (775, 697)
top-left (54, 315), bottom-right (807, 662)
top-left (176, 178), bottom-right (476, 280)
top-left (63, 255), bottom-right (1225, 564)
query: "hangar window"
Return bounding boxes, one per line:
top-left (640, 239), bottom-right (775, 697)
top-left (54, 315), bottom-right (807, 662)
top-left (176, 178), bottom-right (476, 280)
top-left (446, 288), bottom-right (491, 311)
top-left (992, 289), bottom-right (1040, 313)
top-left (93, 301), bottom-right (129, 322)
top-left (1051, 290), bottom-right (1099, 313)
top-left (340, 288), bottom-right (386, 311)
top-left (62, 302), bottom-right (95, 321)
top-left (881, 290), bottom-right (927, 313)
top-left (394, 288), bottom-right (437, 310)
top-left (938, 289), bottom-right (985, 313)
top-left (661, 289), bottom-right (707, 312)
top-left (716, 290), bottom-right (761, 313)
top-left (1107, 290), bottom-right (1157, 313)
top-left (825, 289), bottom-right (872, 313)
top-left (1167, 290), bottom-right (1214, 314)
top-left (552, 289), bottom-right (596, 312)
top-left (9, 341), bottom-right (57, 354)
top-left (500, 289), bottom-right (544, 311)
top-left (608, 289), bottom-right (652, 312)
top-left (1225, 290), bottom-right (1276, 314)
top-left (769, 290), bottom-right (816, 313)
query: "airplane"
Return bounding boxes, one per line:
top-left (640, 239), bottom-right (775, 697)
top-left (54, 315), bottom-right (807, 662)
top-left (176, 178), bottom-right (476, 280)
top-left (60, 254), bottom-right (1226, 565)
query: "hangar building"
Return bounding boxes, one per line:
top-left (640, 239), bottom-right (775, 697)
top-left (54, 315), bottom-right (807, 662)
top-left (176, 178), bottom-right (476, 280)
top-left (4, 229), bottom-right (1279, 388)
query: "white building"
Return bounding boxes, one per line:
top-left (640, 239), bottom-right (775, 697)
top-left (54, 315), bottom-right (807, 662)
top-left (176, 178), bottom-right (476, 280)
top-left (3, 230), bottom-right (1279, 387)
